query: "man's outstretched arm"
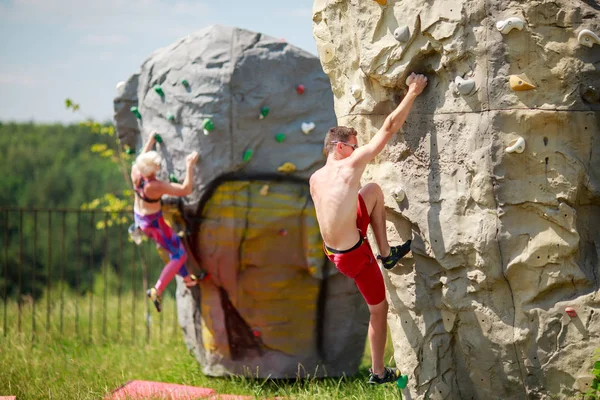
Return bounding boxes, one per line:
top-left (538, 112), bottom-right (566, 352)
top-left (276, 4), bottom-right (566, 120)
top-left (351, 73), bottom-right (428, 167)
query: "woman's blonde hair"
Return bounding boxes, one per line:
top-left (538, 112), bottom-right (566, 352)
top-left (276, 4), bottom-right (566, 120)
top-left (135, 151), bottom-right (162, 177)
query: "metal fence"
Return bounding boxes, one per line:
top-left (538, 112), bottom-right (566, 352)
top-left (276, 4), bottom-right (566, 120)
top-left (1, 207), bottom-right (182, 344)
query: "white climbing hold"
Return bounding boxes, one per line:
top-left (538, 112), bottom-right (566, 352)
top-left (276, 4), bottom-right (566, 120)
top-left (350, 85), bottom-right (362, 99)
top-left (391, 187), bottom-right (405, 202)
top-left (321, 43), bottom-right (335, 64)
top-left (454, 76), bottom-right (476, 95)
top-left (394, 26), bottom-right (410, 42)
top-left (116, 81), bottom-right (125, 90)
top-left (440, 310), bottom-right (456, 332)
top-left (506, 136), bottom-right (526, 154)
top-left (578, 29), bottom-right (600, 48)
top-left (301, 122), bottom-right (316, 134)
top-left (496, 17), bottom-right (525, 34)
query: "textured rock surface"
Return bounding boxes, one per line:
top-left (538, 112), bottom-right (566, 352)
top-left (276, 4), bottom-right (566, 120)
top-left (114, 25), bottom-right (369, 378)
top-left (313, 0), bottom-right (600, 398)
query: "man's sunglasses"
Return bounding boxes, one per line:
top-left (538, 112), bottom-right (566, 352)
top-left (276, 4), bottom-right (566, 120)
top-left (331, 141), bottom-right (358, 150)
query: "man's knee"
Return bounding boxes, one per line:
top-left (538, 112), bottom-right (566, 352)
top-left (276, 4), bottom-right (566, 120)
top-left (368, 298), bottom-right (388, 318)
top-left (359, 182), bottom-right (383, 198)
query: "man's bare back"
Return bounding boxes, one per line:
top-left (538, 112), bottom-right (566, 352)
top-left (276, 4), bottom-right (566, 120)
top-left (310, 139), bottom-right (367, 251)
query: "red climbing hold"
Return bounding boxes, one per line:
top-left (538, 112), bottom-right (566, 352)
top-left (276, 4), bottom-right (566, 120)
top-left (279, 229), bottom-right (288, 236)
top-left (296, 84), bottom-right (305, 95)
top-left (253, 329), bottom-right (261, 337)
top-left (565, 307), bottom-right (577, 318)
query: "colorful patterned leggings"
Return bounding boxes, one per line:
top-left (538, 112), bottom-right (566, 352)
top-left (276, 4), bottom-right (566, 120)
top-left (134, 211), bottom-right (189, 293)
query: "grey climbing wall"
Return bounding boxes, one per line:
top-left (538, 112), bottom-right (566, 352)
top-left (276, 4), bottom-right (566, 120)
top-left (113, 25), bottom-right (370, 378)
top-left (313, 0), bottom-right (600, 398)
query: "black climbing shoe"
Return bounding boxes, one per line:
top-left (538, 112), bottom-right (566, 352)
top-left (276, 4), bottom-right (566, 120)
top-left (368, 367), bottom-right (400, 385)
top-left (377, 240), bottom-right (412, 270)
top-left (147, 288), bottom-right (162, 312)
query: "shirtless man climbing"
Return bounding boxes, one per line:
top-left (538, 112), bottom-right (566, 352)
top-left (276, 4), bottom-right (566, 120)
top-left (310, 72), bottom-right (428, 384)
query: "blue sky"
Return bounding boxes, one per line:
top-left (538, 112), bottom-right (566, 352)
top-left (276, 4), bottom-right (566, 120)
top-left (0, 0), bottom-right (316, 123)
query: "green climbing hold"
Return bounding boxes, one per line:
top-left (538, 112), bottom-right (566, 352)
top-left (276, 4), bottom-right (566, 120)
top-left (397, 375), bottom-right (409, 389)
top-left (125, 147), bottom-right (136, 155)
top-left (130, 106), bottom-right (141, 119)
top-left (275, 133), bottom-right (286, 143)
top-left (153, 133), bottom-right (163, 143)
top-left (166, 112), bottom-right (175, 122)
top-left (259, 107), bottom-right (270, 119)
top-left (181, 79), bottom-right (189, 87)
top-left (169, 173), bottom-right (178, 183)
top-left (202, 118), bottom-right (214, 135)
top-left (154, 84), bottom-right (164, 97)
top-left (243, 149), bottom-right (253, 162)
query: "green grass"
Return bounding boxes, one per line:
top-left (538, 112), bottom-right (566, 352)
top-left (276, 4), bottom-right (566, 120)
top-left (0, 287), bottom-right (402, 399)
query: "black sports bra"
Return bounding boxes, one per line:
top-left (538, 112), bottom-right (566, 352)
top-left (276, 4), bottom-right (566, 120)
top-left (134, 178), bottom-right (161, 203)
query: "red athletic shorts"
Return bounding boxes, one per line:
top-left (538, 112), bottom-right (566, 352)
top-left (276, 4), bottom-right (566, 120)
top-left (324, 195), bottom-right (385, 305)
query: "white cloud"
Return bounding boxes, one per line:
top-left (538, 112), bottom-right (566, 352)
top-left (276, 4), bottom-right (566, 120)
top-left (0, 72), bottom-right (41, 87)
top-left (287, 8), bottom-right (312, 18)
top-left (79, 34), bottom-right (130, 46)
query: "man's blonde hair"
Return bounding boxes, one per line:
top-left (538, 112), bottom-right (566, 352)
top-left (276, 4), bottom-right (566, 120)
top-left (135, 151), bottom-right (162, 177)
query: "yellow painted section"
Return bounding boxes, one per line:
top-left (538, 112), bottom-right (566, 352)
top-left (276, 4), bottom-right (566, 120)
top-left (196, 180), bottom-right (329, 356)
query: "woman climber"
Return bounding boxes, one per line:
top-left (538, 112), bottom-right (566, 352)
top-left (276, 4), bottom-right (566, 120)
top-left (130, 132), bottom-right (199, 312)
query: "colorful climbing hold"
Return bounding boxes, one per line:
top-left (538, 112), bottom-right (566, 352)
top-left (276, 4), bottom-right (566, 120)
top-left (153, 133), bottom-right (163, 143)
top-left (275, 133), bottom-right (286, 143)
top-left (125, 147), bottom-right (136, 155)
top-left (279, 229), bottom-right (288, 236)
top-left (252, 329), bottom-right (261, 338)
top-left (374, 0), bottom-right (387, 5)
top-left (505, 136), bottom-right (526, 154)
top-left (454, 76), bottom-right (476, 96)
top-left (350, 85), bottom-right (362, 99)
top-left (296, 84), bottom-right (305, 95)
top-left (166, 112), bottom-right (175, 122)
top-left (181, 79), bottom-right (189, 87)
top-left (243, 149), bottom-right (253, 162)
top-left (321, 43), bottom-right (335, 64)
top-left (578, 29), bottom-right (600, 48)
top-left (301, 122), bottom-right (316, 134)
top-left (391, 187), bottom-right (406, 202)
top-left (259, 107), bottom-right (270, 119)
top-left (397, 374), bottom-right (409, 389)
top-left (277, 162), bottom-right (296, 173)
top-left (565, 307), bottom-right (577, 318)
top-left (394, 26), bottom-right (410, 42)
top-left (169, 173), bottom-right (178, 183)
top-left (581, 85), bottom-right (599, 104)
top-left (153, 84), bottom-right (164, 97)
top-left (130, 106), bottom-right (142, 119)
top-left (496, 17), bottom-right (525, 34)
top-left (509, 75), bottom-right (536, 91)
top-left (260, 185), bottom-right (269, 196)
top-left (202, 118), bottom-right (214, 135)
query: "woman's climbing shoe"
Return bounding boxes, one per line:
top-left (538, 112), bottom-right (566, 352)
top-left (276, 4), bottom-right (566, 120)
top-left (377, 240), bottom-right (412, 270)
top-left (368, 367), bottom-right (400, 385)
top-left (147, 288), bottom-right (162, 312)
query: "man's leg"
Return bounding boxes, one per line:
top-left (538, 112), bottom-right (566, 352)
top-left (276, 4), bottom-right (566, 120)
top-left (367, 298), bottom-right (389, 376)
top-left (359, 183), bottom-right (411, 269)
top-left (359, 183), bottom-right (390, 256)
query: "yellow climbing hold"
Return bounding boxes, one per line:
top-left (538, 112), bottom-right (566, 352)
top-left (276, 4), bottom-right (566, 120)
top-left (260, 185), bottom-right (269, 196)
top-left (277, 162), bottom-right (296, 173)
top-left (509, 75), bottom-right (536, 91)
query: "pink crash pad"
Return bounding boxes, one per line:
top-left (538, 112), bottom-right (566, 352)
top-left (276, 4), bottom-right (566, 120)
top-left (105, 380), bottom-right (265, 400)
top-left (0, 397), bottom-right (17, 400)
top-left (106, 380), bottom-right (215, 399)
